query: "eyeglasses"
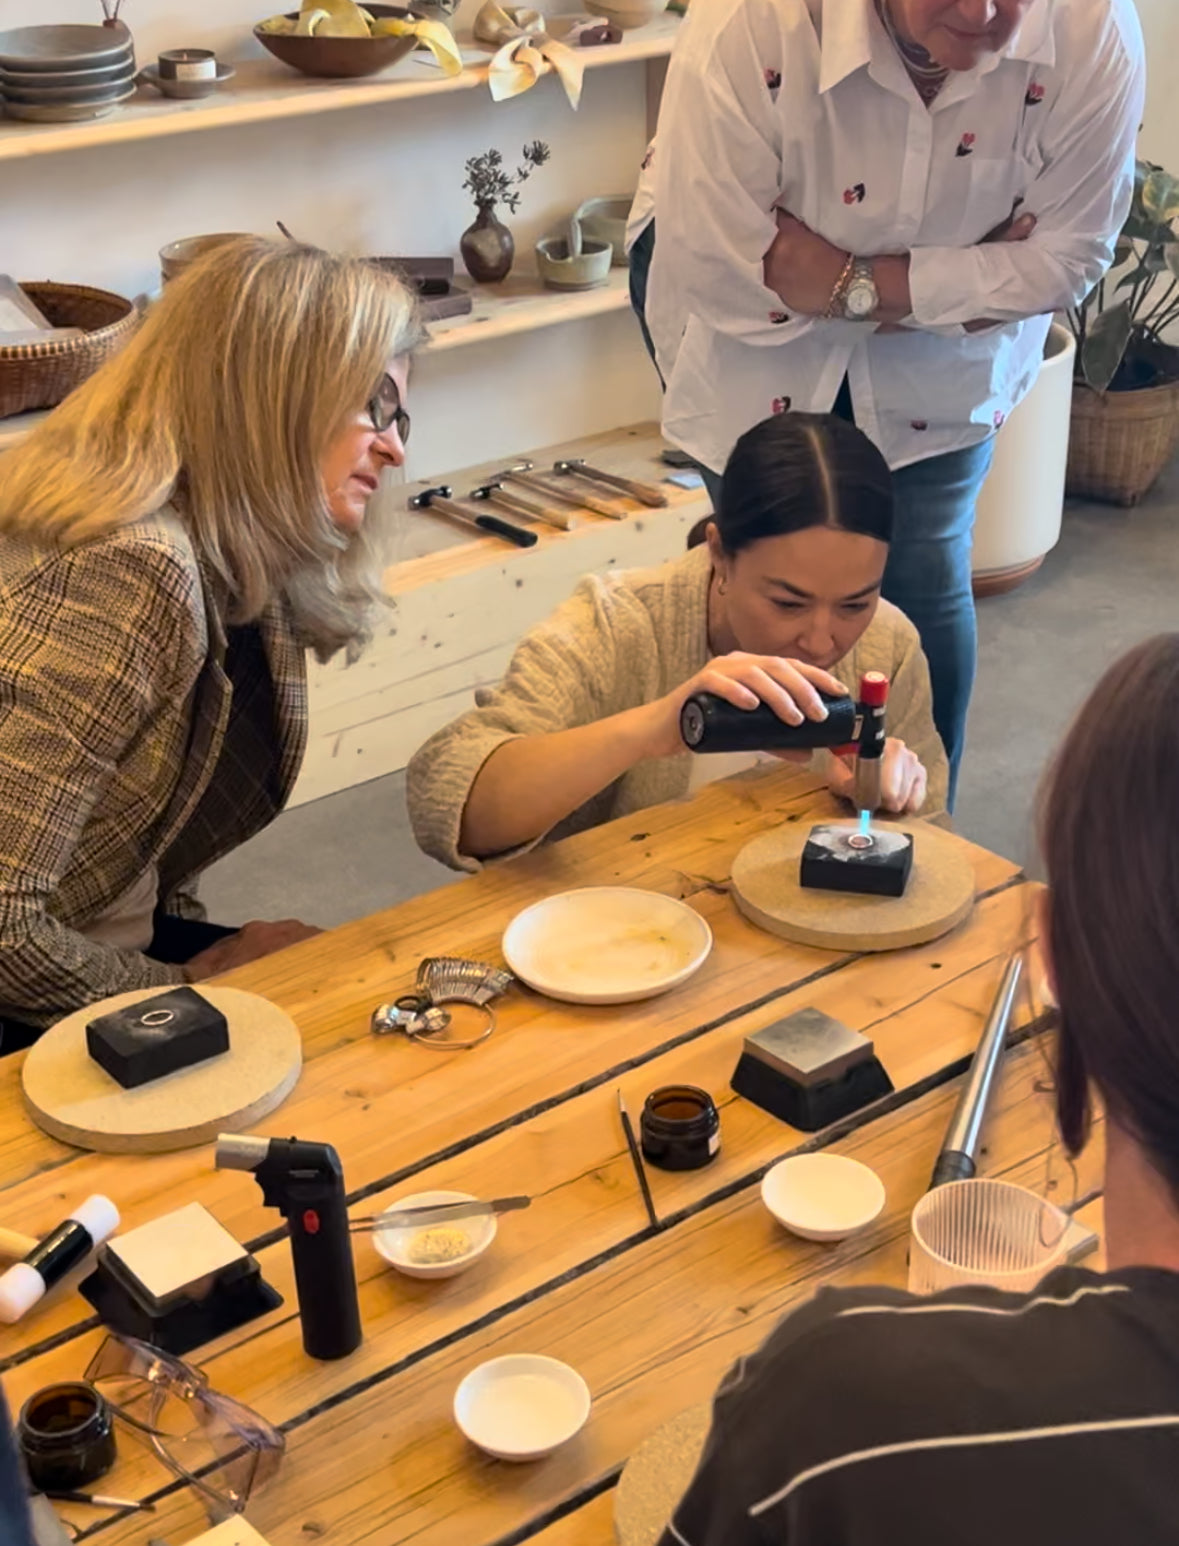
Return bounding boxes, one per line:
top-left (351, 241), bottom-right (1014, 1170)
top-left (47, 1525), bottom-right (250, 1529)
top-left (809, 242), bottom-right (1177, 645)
top-left (367, 373), bottom-right (411, 444)
top-left (84, 1333), bottom-right (284, 1521)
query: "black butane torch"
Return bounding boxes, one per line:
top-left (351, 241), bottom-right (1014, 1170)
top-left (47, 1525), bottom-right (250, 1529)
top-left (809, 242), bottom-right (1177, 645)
top-left (215, 1133), bottom-right (362, 1361)
top-left (680, 671), bottom-right (890, 815)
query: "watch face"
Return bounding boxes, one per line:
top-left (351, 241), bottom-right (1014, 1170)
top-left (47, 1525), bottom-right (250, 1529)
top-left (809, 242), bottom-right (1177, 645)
top-left (845, 280), bottom-right (877, 318)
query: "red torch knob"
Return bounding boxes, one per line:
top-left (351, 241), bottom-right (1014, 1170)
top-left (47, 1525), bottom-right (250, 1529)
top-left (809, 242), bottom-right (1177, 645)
top-left (858, 671), bottom-right (889, 708)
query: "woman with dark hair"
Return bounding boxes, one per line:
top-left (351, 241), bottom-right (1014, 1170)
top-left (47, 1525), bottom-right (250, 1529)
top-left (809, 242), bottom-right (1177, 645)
top-left (409, 412), bottom-right (946, 871)
top-left (653, 633), bottom-right (1179, 1546)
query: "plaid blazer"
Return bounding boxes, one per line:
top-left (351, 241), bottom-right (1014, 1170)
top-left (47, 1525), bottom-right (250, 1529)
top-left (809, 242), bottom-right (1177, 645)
top-left (0, 509), bottom-right (307, 1027)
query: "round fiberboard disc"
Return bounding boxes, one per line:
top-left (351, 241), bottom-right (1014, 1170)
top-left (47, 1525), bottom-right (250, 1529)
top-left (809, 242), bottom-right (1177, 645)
top-left (731, 817), bottom-right (975, 953)
top-left (22, 986), bottom-right (302, 1154)
top-left (615, 1404), bottom-right (711, 1546)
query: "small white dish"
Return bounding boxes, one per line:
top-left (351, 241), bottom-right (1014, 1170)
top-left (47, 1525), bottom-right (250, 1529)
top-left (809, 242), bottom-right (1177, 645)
top-left (139, 62), bottom-right (235, 100)
top-left (371, 1189), bottom-right (495, 1280)
top-left (502, 886), bottom-right (712, 1005)
top-left (454, 1354), bottom-right (591, 1461)
top-left (761, 1153), bottom-right (886, 1242)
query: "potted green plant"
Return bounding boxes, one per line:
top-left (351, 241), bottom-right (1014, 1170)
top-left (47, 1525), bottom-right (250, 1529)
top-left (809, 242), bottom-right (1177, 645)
top-left (1066, 159), bottom-right (1179, 506)
top-left (459, 141), bottom-right (551, 285)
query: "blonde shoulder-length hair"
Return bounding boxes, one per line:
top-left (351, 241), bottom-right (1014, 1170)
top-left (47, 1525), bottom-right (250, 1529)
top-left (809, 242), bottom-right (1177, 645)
top-left (0, 236), bottom-right (422, 663)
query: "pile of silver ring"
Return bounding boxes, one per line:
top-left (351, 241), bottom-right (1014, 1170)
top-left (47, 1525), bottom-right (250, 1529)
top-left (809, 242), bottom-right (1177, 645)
top-left (370, 957), bottom-right (514, 1051)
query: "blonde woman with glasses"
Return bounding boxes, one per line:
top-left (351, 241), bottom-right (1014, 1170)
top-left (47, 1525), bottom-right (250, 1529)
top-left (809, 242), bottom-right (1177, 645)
top-left (0, 237), bottom-right (419, 1051)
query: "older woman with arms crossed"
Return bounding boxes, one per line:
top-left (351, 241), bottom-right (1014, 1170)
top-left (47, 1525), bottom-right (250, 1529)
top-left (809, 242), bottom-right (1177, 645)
top-left (631, 0), bottom-right (1145, 799)
top-left (657, 634), bottom-right (1179, 1546)
top-left (410, 413), bottom-right (945, 872)
top-left (0, 238), bottom-right (418, 1048)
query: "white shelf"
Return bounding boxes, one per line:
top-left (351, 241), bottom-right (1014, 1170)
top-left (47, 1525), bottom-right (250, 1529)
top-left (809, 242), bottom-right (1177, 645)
top-left (0, 269), bottom-right (633, 450)
top-left (0, 15), bottom-right (680, 164)
top-left (430, 266), bottom-right (630, 351)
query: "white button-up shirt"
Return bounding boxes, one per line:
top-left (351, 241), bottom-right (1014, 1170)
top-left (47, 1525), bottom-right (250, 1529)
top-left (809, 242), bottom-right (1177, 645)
top-left (639, 0), bottom-right (1145, 474)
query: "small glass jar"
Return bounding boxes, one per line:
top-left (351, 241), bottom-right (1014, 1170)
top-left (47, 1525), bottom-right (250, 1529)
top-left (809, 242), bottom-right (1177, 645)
top-left (640, 1085), bottom-right (721, 1171)
top-left (18, 1382), bottom-right (117, 1492)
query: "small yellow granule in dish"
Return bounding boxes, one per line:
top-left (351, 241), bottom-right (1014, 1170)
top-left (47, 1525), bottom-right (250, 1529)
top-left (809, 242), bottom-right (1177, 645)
top-left (406, 1225), bottom-right (473, 1264)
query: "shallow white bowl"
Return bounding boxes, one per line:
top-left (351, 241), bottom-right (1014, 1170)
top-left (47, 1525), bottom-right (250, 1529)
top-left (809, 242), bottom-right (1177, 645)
top-left (371, 1189), bottom-right (495, 1279)
top-left (454, 1354), bottom-right (591, 1461)
top-left (761, 1153), bottom-right (886, 1242)
top-left (502, 886), bottom-right (712, 1005)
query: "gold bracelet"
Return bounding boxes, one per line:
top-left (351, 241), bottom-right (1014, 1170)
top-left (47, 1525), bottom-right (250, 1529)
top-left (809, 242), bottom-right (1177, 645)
top-left (824, 253), bottom-right (855, 319)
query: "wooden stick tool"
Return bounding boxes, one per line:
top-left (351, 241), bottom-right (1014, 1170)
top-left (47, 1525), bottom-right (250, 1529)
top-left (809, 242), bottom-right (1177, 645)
top-left (494, 462), bottom-right (627, 520)
top-left (469, 482), bottom-right (577, 531)
top-left (410, 486), bottom-right (537, 548)
top-left (552, 458), bottom-right (669, 507)
top-left (0, 1227), bottom-right (38, 1263)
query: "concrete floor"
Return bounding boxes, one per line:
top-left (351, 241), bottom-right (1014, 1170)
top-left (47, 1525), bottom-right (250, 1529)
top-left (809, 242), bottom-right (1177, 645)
top-left (201, 461), bottom-right (1179, 928)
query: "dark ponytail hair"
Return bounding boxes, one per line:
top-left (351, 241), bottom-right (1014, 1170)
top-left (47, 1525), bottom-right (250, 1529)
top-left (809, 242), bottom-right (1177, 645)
top-left (687, 412), bottom-right (894, 552)
top-left (1040, 634), bottom-right (1179, 1199)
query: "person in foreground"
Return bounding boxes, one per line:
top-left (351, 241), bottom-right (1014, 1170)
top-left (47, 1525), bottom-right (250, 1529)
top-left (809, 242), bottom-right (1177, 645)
top-left (409, 413), bottom-right (947, 872)
top-left (0, 237), bottom-right (419, 1049)
top-left (658, 634), bottom-right (1179, 1546)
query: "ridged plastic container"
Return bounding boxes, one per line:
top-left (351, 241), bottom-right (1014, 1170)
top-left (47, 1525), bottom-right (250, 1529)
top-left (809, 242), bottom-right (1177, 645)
top-left (908, 1178), bottom-right (1070, 1295)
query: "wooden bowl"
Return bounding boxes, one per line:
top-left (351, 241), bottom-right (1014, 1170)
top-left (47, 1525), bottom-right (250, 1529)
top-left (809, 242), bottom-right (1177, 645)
top-left (254, 5), bottom-right (424, 78)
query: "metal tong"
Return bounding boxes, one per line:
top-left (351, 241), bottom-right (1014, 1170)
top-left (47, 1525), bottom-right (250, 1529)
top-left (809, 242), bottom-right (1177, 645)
top-left (411, 486), bottom-right (536, 548)
top-left (552, 457), bottom-right (669, 508)
top-left (469, 481), bottom-right (577, 531)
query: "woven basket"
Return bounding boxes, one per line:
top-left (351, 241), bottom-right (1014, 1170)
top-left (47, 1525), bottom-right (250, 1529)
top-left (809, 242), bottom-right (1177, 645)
top-left (1066, 378), bottom-right (1179, 507)
top-left (0, 282), bottom-right (138, 420)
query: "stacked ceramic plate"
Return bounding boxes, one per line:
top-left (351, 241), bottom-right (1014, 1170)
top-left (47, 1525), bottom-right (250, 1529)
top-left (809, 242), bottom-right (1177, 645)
top-left (0, 24), bottom-right (137, 123)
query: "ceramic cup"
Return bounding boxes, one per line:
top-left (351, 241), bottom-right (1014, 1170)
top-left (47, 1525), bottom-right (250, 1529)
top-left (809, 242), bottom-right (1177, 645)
top-left (157, 49), bottom-right (217, 82)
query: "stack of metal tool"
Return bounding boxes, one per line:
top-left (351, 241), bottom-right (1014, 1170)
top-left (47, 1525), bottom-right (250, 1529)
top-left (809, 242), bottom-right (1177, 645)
top-left (410, 458), bottom-right (668, 547)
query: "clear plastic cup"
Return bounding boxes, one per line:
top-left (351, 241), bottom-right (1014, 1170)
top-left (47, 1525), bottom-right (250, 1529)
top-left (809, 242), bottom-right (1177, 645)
top-left (909, 1178), bottom-right (1071, 1295)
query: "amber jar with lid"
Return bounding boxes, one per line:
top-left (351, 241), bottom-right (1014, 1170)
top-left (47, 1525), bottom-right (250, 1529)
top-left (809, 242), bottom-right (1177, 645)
top-left (640, 1085), bottom-right (721, 1171)
top-left (17, 1382), bottom-right (116, 1492)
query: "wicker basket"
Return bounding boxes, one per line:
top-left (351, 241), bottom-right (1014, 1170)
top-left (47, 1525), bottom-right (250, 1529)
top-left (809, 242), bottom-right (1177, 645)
top-left (1066, 378), bottom-right (1179, 507)
top-left (0, 282), bottom-right (138, 420)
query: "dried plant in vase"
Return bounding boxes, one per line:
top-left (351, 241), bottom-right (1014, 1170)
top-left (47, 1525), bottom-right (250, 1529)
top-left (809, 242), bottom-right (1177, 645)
top-left (460, 141), bottom-right (551, 284)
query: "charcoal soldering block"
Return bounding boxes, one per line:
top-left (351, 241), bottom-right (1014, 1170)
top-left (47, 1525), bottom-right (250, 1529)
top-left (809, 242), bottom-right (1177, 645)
top-left (799, 824), bottom-right (914, 899)
top-left (86, 986), bottom-right (230, 1089)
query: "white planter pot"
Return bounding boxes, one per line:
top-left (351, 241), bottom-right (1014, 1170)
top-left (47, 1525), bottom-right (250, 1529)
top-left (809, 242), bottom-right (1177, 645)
top-left (972, 322), bottom-right (1076, 596)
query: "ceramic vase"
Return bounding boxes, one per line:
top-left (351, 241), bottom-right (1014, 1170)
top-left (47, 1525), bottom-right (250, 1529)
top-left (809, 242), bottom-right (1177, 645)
top-left (461, 204), bottom-right (514, 284)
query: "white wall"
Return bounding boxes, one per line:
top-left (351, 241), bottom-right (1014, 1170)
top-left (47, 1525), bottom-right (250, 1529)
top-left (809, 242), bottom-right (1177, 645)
top-left (0, 0), bottom-right (662, 486)
top-left (1133, 0), bottom-right (1179, 169)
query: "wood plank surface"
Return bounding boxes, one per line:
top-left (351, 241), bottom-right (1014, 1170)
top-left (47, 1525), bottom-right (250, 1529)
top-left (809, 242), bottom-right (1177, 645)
top-left (0, 770), bottom-right (1048, 1546)
top-left (73, 1037), bottom-right (1096, 1546)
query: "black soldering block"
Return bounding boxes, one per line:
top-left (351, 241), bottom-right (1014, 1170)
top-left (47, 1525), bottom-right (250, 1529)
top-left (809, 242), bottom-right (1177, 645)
top-left (799, 824), bottom-right (914, 899)
top-left (731, 1008), bottom-right (894, 1132)
top-left (86, 986), bottom-right (229, 1089)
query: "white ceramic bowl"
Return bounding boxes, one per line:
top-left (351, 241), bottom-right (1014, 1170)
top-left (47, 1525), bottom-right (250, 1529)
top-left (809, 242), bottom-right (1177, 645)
top-left (370, 1189), bottom-right (496, 1279)
top-left (502, 886), bottom-right (713, 1005)
top-left (589, 0), bottom-right (667, 28)
top-left (454, 1354), bottom-right (591, 1461)
top-left (761, 1153), bottom-right (886, 1242)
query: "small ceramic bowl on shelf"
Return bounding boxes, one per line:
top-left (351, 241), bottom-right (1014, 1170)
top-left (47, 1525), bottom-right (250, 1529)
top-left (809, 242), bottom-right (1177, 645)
top-left (586, 0), bottom-right (667, 29)
top-left (535, 236), bottom-right (612, 292)
top-left (574, 196), bottom-right (632, 266)
top-left (139, 61), bottom-right (235, 100)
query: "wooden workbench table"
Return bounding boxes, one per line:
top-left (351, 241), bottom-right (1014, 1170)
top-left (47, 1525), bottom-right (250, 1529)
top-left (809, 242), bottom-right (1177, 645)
top-left (0, 766), bottom-right (1087, 1546)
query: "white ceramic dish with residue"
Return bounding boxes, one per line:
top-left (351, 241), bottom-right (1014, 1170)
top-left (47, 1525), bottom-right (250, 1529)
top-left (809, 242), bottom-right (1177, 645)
top-left (371, 1189), bottom-right (495, 1280)
top-left (502, 887), bottom-right (713, 1005)
top-left (761, 1153), bottom-right (886, 1242)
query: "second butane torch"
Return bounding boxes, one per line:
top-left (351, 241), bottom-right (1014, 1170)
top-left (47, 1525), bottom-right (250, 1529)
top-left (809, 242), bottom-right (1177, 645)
top-left (216, 1134), bottom-right (362, 1361)
top-left (680, 670), bottom-right (890, 814)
